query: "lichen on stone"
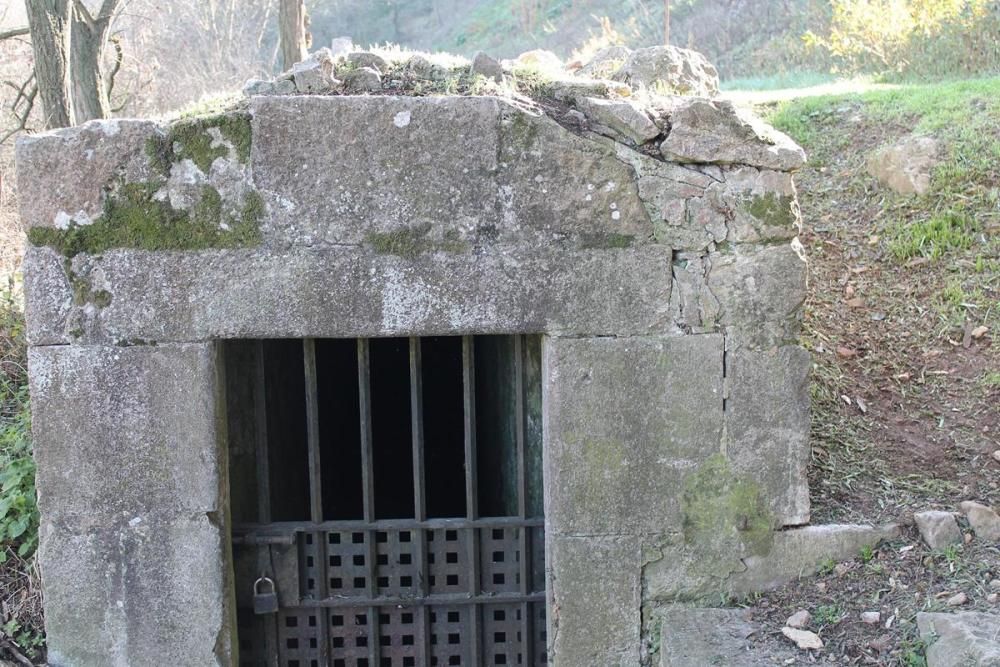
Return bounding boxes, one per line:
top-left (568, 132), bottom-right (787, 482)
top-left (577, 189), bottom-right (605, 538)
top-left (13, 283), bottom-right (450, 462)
top-left (681, 454), bottom-right (774, 558)
top-left (745, 192), bottom-right (797, 229)
top-left (145, 112), bottom-right (252, 176)
top-left (28, 182), bottom-right (263, 257)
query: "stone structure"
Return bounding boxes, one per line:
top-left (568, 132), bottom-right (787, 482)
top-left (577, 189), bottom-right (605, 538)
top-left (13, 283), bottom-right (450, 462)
top-left (18, 50), bottom-right (825, 666)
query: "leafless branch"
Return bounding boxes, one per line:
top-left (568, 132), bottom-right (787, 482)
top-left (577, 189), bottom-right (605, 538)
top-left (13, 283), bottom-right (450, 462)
top-left (105, 34), bottom-right (124, 99)
top-left (0, 85), bottom-right (37, 146)
top-left (0, 26), bottom-right (30, 41)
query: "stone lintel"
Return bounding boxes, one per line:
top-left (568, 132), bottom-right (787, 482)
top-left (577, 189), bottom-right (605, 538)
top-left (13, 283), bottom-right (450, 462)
top-left (24, 245), bottom-right (673, 345)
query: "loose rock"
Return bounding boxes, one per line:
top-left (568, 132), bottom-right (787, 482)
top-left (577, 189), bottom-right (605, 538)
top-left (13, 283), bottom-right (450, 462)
top-left (342, 67), bottom-right (382, 93)
top-left (781, 627), bottom-right (824, 650)
top-left (612, 45), bottom-right (720, 97)
top-left (866, 135), bottom-right (940, 195)
top-left (578, 45), bottom-right (632, 79)
top-left (914, 510), bottom-right (963, 549)
top-left (918, 612), bottom-right (1000, 666)
top-left (860, 611), bottom-right (881, 624)
top-left (292, 48), bottom-right (338, 94)
top-left (346, 51), bottom-right (387, 73)
top-left (946, 592), bottom-right (968, 607)
top-left (471, 51), bottom-right (503, 82)
top-left (989, 593), bottom-right (998, 604)
top-left (960, 501), bottom-right (1000, 541)
top-left (786, 610), bottom-right (811, 628)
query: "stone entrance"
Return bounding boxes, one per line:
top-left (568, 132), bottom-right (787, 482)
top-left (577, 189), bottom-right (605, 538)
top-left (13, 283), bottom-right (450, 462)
top-left (19, 86), bottom-right (810, 666)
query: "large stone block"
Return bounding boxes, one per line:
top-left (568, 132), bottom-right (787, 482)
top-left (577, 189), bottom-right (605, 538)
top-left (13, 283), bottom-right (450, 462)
top-left (251, 95), bottom-right (503, 248)
top-left (707, 243), bottom-right (807, 348)
top-left (40, 514), bottom-right (231, 667)
top-left (917, 611), bottom-right (1000, 667)
top-left (725, 344), bottom-right (812, 526)
top-left (498, 104), bottom-right (653, 244)
top-left (28, 343), bottom-right (223, 521)
top-left (25, 245), bottom-right (673, 344)
top-left (15, 120), bottom-right (162, 231)
top-left (548, 536), bottom-right (642, 667)
top-left (544, 335), bottom-right (724, 535)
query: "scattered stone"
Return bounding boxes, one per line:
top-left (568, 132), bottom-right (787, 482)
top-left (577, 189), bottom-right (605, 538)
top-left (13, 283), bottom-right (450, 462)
top-left (946, 592), bottom-right (968, 607)
top-left (960, 501), bottom-right (1000, 541)
top-left (342, 67), bottom-right (382, 94)
top-left (242, 78), bottom-right (296, 97)
top-left (786, 610), bottom-right (811, 628)
top-left (660, 98), bottom-right (806, 171)
top-left (470, 51), bottom-right (503, 81)
top-left (988, 593), bottom-right (998, 604)
top-left (511, 49), bottom-right (563, 73)
top-left (992, 450), bottom-right (1000, 463)
top-left (405, 54), bottom-right (442, 80)
top-left (611, 45), bottom-right (720, 97)
top-left (866, 135), bottom-right (940, 195)
top-left (914, 510), bottom-right (963, 549)
top-left (292, 48), bottom-right (338, 94)
top-left (918, 612), bottom-right (1000, 666)
top-left (573, 96), bottom-right (661, 144)
top-left (781, 627), bottom-right (824, 650)
top-left (815, 582), bottom-right (827, 593)
top-left (346, 51), bottom-right (387, 73)
top-left (578, 45), bottom-right (632, 79)
top-left (860, 611), bottom-right (881, 624)
top-left (990, 580), bottom-right (1000, 590)
top-left (833, 563), bottom-right (850, 577)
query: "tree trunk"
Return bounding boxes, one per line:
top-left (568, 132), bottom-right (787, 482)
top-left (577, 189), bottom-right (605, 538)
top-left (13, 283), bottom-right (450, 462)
top-left (279, 0), bottom-right (308, 70)
top-left (70, 11), bottom-right (113, 124)
top-left (664, 0), bottom-right (671, 46)
top-left (25, 0), bottom-right (73, 128)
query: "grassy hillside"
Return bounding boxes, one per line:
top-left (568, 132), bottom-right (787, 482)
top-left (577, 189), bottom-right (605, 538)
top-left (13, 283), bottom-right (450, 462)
top-left (738, 77), bottom-right (999, 664)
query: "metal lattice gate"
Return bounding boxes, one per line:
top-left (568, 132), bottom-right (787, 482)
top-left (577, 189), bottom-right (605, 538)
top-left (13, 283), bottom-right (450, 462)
top-left (227, 336), bottom-right (547, 666)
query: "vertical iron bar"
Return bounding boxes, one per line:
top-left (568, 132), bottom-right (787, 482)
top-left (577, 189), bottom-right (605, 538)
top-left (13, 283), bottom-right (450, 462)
top-left (357, 339), bottom-right (379, 665)
top-left (358, 339), bottom-right (376, 523)
top-left (514, 335), bottom-right (534, 665)
top-left (409, 338), bottom-right (432, 665)
top-left (462, 336), bottom-right (482, 663)
top-left (252, 342), bottom-right (279, 665)
top-left (302, 339), bottom-right (330, 664)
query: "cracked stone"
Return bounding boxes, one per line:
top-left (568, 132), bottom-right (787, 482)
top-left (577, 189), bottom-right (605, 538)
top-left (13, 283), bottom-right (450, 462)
top-left (574, 96), bottom-right (661, 144)
top-left (960, 501), bottom-right (1000, 541)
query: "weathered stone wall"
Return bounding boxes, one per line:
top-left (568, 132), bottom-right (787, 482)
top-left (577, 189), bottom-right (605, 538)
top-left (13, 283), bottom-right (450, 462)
top-left (18, 78), bottom-right (810, 666)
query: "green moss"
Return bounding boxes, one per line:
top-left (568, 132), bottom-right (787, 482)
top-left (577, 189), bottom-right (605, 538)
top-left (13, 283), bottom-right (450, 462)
top-left (27, 182), bottom-right (263, 258)
top-left (580, 233), bottom-right (635, 249)
top-left (681, 454), bottom-right (774, 557)
top-left (146, 112), bottom-right (252, 176)
top-left (366, 224), bottom-right (468, 258)
top-left (745, 192), bottom-right (797, 228)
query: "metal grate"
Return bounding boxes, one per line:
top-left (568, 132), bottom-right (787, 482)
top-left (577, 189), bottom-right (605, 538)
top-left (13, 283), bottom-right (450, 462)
top-left (231, 336), bottom-right (546, 666)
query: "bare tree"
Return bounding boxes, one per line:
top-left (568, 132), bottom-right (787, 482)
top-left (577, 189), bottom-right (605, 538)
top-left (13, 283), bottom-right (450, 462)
top-left (69, 0), bottom-right (123, 123)
top-left (279, 0), bottom-right (308, 70)
top-left (664, 0), bottom-right (671, 45)
top-left (24, 0), bottom-right (73, 128)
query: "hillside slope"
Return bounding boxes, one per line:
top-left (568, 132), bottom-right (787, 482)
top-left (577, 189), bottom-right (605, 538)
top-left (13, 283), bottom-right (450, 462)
top-left (730, 77), bottom-right (999, 665)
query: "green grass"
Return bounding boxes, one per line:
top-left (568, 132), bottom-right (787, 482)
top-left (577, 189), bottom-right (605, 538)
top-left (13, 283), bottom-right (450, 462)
top-left (887, 211), bottom-right (980, 261)
top-left (721, 70), bottom-right (837, 91)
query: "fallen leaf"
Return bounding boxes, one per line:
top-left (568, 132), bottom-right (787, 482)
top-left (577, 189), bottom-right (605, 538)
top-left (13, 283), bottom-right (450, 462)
top-left (837, 346), bottom-right (858, 359)
top-left (972, 326), bottom-right (989, 338)
top-left (856, 397), bottom-right (868, 413)
top-left (845, 285), bottom-right (856, 298)
top-left (906, 257), bottom-right (929, 268)
top-left (841, 394), bottom-right (853, 406)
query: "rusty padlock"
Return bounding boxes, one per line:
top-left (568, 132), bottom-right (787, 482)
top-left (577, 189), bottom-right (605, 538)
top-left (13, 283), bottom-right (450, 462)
top-left (253, 576), bottom-right (279, 615)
